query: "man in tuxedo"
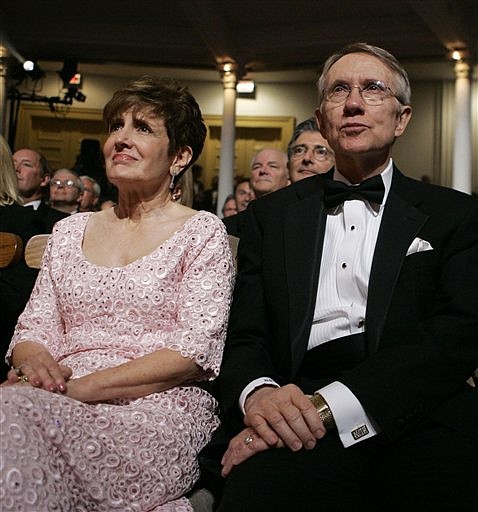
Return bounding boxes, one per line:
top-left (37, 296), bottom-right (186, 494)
top-left (216, 43), bottom-right (478, 510)
top-left (13, 148), bottom-right (68, 230)
top-left (3, 149), bottom-right (67, 380)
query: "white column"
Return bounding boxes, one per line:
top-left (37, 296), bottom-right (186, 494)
top-left (0, 45), bottom-right (10, 137)
top-left (452, 60), bottom-right (472, 194)
top-left (216, 65), bottom-right (237, 217)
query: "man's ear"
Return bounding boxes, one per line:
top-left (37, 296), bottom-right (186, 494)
top-left (40, 174), bottom-right (51, 188)
top-left (395, 105), bottom-right (412, 137)
top-left (315, 108), bottom-right (327, 138)
top-left (170, 146), bottom-right (193, 175)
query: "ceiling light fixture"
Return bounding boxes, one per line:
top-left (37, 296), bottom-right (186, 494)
top-left (452, 50), bottom-right (462, 61)
top-left (236, 79), bottom-right (255, 93)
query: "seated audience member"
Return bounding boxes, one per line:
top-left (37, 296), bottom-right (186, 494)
top-left (79, 175), bottom-right (101, 212)
top-left (234, 177), bottom-right (253, 213)
top-left (287, 117), bottom-right (335, 182)
top-left (1, 76), bottom-right (235, 511)
top-left (13, 147), bottom-right (68, 231)
top-left (1, 137), bottom-right (66, 381)
top-left (223, 149), bottom-right (288, 238)
top-left (215, 43), bottom-right (478, 511)
top-left (223, 178), bottom-right (253, 237)
top-left (250, 148), bottom-right (289, 199)
top-left (49, 168), bottom-right (84, 214)
top-left (13, 147), bottom-right (51, 208)
top-left (221, 194), bottom-right (238, 218)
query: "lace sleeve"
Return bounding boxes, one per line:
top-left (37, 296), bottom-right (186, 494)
top-left (168, 215), bottom-right (235, 378)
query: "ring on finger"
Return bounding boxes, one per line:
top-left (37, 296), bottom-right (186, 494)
top-left (14, 363), bottom-right (30, 376)
top-left (244, 434), bottom-right (254, 445)
top-left (18, 375), bottom-right (29, 383)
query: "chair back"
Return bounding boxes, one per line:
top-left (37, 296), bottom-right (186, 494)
top-left (24, 234), bottom-right (50, 269)
top-left (0, 232), bottom-right (23, 268)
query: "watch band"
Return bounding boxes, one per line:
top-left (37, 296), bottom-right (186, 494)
top-left (310, 393), bottom-right (336, 430)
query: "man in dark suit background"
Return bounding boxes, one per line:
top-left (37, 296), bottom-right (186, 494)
top-left (13, 147), bottom-right (68, 229)
top-left (3, 149), bottom-right (67, 380)
top-left (216, 43), bottom-right (478, 510)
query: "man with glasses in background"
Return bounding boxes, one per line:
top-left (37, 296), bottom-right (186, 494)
top-left (49, 168), bottom-right (84, 214)
top-left (215, 43), bottom-right (478, 511)
top-left (287, 117), bottom-right (335, 182)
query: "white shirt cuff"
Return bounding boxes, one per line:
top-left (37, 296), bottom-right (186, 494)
top-left (319, 381), bottom-right (380, 448)
top-left (239, 377), bottom-right (280, 414)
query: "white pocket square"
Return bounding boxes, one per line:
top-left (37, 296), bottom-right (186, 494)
top-left (406, 237), bottom-right (434, 256)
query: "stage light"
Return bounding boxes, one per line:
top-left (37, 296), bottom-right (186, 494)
top-left (23, 60), bottom-right (35, 72)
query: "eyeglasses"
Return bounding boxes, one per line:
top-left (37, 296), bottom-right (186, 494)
top-left (324, 80), bottom-right (397, 106)
top-left (50, 179), bottom-right (79, 189)
top-left (290, 144), bottom-right (333, 161)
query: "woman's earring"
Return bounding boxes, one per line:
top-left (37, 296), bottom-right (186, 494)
top-left (169, 172), bottom-right (177, 191)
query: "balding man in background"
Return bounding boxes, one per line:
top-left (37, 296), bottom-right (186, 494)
top-left (223, 148), bottom-right (289, 237)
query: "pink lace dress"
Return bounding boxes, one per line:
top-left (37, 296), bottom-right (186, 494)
top-left (1, 211), bottom-right (234, 511)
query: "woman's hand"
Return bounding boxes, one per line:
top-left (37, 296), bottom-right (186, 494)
top-left (8, 342), bottom-right (72, 392)
top-left (221, 428), bottom-right (284, 477)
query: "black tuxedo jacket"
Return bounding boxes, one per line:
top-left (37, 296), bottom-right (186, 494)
top-left (218, 167), bottom-right (478, 442)
top-left (35, 200), bottom-right (69, 232)
top-left (222, 210), bottom-right (247, 238)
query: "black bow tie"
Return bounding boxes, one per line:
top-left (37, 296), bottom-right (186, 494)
top-left (323, 174), bottom-right (385, 209)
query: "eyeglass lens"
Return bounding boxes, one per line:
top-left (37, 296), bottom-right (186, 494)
top-left (51, 179), bottom-right (76, 188)
top-left (326, 81), bottom-right (391, 105)
top-left (292, 145), bottom-right (330, 160)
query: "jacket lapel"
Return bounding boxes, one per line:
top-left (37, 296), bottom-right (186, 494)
top-left (283, 175), bottom-right (329, 376)
top-left (366, 169), bottom-right (429, 353)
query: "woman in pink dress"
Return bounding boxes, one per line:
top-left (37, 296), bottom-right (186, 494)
top-left (1, 76), bottom-right (235, 511)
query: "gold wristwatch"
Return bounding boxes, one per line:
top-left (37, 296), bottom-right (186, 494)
top-left (310, 393), bottom-right (336, 430)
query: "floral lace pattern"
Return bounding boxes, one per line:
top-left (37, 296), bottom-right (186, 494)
top-left (2, 211), bottom-right (234, 511)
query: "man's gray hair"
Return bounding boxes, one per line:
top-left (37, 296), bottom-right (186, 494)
top-left (80, 175), bottom-right (101, 197)
top-left (52, 168), bottom-right (84, 192)
top-left (316, 42), bottom-right (411, 107)
top-left (287, 118), bottom-right (320, 160)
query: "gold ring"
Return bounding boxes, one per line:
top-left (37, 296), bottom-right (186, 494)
top-left (18, 375), bottom-right (29, 383)
top-left (244, 434), bottom-right (254, 445)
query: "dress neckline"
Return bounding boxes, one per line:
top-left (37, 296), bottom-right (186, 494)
top-left (77, 210), bottom-right (206, 270)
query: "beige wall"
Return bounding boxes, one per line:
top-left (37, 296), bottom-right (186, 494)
top-left (10, 64), bottom-right (478, 193)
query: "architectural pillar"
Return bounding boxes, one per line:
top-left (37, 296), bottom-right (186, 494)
top-left (452, 60), bottom-right (472, 194)
top-left (216, 63), bottom-right (237, 217)
top-left (0, 45), bottom-right (10, 138)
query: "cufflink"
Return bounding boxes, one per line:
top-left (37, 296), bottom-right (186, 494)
top-left (351, 424), bottom-right (369, 440)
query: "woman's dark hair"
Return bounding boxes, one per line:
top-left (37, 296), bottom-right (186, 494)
top-left (103, 76), bottom-right (207, 175)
